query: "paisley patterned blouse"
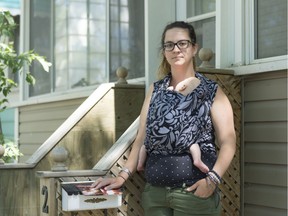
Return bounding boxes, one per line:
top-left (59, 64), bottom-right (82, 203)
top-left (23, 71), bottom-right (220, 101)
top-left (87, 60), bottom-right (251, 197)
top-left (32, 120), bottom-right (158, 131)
top-left (144, 72), bottom-right (218, 187)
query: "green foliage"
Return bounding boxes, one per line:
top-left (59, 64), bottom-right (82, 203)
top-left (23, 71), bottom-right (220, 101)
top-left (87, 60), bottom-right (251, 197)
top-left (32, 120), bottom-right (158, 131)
top-left (2, 138), bottom-right (23, 163)
top-left (0, 10), bottom-right (52, 111)
top-left (0, 10), bottom-right (52, 162)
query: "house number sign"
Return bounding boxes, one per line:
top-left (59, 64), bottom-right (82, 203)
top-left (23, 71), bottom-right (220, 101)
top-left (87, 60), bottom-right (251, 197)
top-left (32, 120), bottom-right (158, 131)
top-left (41, 185), bottom-right (49, 213)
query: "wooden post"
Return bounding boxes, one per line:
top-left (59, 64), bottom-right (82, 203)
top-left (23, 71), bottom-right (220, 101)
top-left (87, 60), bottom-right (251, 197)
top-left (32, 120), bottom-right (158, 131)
top-left (39, 177), bottom-right (57, 216)
top-left (116, 66), bottom-right (128, 84)
top-left (36, 169), bottom-right (107, 215)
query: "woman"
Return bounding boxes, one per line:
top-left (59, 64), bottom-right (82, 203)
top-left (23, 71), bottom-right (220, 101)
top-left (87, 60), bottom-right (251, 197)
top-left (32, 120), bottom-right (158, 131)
top-left (91, 21), bottom-right (236, 216)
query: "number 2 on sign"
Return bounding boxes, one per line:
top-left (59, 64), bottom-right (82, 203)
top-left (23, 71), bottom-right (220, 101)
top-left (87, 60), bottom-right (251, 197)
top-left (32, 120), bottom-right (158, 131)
top-left (41, 185), bottom-right (49, 213)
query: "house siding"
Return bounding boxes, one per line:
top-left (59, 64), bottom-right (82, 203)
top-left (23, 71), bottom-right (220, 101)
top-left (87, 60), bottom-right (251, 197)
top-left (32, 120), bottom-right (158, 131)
top-left (243, 70), bottom-right (287, 216)
top-left (18, 98), bottom-right (85, 162)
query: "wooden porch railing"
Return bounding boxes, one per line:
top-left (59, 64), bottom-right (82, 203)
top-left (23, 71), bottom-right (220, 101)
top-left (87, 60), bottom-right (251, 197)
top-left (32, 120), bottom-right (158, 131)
top-left (0, 68), bottom-right (145, 216)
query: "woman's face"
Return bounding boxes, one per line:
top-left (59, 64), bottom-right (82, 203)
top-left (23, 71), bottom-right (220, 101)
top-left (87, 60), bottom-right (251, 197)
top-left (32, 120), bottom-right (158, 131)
top-left (163, 28), bottom-right (198, 69)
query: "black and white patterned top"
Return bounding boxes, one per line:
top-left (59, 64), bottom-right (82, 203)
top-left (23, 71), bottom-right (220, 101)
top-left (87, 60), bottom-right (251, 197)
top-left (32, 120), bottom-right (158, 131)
top-left (144, 72), bottom-right (218, 187)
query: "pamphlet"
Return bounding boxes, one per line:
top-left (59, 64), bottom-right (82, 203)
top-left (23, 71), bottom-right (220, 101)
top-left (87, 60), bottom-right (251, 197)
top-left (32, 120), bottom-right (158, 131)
top-left (75, 182), bottom-right (123, 196)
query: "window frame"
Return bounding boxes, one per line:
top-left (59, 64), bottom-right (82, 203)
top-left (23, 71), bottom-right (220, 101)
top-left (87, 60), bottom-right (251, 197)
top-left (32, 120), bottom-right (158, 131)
top-left (176, 0), bottom-right (287, 76)
top-left (18, 0), bottom-right (145, 106)
top-left (245, 0), bottom-right (287, 63)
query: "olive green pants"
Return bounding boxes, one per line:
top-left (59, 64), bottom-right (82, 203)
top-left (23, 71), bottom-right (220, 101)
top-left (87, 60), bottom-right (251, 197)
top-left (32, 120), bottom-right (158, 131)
top-left (141, 183), bottom-right (221, 216)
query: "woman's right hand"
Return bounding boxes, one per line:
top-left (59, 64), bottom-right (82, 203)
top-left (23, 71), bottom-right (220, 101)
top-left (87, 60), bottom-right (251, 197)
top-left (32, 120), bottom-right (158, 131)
top-left (90, 176), bottom-right (125, 190)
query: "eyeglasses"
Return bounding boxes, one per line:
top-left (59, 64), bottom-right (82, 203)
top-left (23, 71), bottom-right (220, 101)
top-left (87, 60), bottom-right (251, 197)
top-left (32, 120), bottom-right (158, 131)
top-left (163, 40), bottom-right (193, 52)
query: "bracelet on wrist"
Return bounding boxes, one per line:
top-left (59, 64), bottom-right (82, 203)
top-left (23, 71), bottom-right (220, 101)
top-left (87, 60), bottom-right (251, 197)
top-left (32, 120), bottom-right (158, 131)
top-left (119, 167), bottom-right (132, 177)
top-left (207, 170), bottom-right (222, 185)
top-left (205, 176), bottom-right (216, 189)
top-left (207, 174), bottom-right (220, 185)
top-left (209, 170), bottom-right (221, 182)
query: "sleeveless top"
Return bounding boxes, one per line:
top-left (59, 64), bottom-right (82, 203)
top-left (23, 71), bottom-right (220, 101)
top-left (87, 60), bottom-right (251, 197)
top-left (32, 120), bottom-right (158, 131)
top-left (144, 72), bottom-right (218, 187)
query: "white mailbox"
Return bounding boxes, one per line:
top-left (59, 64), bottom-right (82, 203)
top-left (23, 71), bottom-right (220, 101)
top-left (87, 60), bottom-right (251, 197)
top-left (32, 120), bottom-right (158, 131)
top-left (61, 181), bottom-right (122, 211)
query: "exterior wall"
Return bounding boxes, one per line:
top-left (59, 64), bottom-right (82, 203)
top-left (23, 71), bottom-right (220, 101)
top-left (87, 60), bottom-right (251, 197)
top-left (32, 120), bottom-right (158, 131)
top-left (242, 70), bottom-right (287, 216)
top-left (18, 98), bottom-right (85, 162)
top-left (0, 108), bottom-right (15, 140)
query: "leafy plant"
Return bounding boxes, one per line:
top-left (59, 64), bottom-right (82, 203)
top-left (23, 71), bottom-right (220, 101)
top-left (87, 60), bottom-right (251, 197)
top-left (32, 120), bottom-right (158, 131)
top-left (0, 10), bottom-right (51, 162)
top-left (0, 10), bottom-right (51, 111)
top-left (2, 138), bottom-right (23, 163)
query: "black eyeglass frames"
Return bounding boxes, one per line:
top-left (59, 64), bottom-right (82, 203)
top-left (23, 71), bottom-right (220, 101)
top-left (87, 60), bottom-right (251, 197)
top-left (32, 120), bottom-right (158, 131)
top-left (163, 40), bottom-right (193, 52)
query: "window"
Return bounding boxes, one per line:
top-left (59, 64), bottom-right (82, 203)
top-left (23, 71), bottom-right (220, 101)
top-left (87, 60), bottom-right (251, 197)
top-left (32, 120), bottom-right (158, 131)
top-left (254, 0), bottom-right (287, 59)
top-left (185, 0), bottom-right (216, 67)
top-left (29, 0), bottom-right (52, 96)
top-left (179, 0), bottom-right (287, 73)
top-left (109, 0), bottom-right (145, 82)
top-left (29, 0), bottom-right (145, 97)
top-left (187, 0), bottom-right (215, 16)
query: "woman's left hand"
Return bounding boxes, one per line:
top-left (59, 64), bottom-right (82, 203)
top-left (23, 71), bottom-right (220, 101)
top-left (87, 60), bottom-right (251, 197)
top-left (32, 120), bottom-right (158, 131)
top-left (186, 178), bottom-right (216, 198)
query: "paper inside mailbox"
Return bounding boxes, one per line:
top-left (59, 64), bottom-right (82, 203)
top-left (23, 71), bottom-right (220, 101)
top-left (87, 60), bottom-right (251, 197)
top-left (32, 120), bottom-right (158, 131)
top-left (62, 181), bottom-right (122, 211)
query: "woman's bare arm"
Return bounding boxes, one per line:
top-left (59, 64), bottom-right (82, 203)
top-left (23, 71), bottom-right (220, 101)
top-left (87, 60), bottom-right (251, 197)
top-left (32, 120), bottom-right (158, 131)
top-left (210, 87), bottom-right (236, 178)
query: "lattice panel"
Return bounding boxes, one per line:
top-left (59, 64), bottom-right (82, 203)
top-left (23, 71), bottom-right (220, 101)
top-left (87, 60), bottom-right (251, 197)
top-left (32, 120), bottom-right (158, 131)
top-left (109, 150), bottom-right (145, 216)
top-left (204, 73), bottom-right (241, 216)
